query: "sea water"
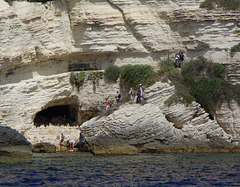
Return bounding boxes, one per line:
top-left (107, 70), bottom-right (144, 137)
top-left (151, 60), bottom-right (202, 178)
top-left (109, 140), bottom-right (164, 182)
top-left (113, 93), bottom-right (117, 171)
top-left (0, 152), bottom-right (239, 186)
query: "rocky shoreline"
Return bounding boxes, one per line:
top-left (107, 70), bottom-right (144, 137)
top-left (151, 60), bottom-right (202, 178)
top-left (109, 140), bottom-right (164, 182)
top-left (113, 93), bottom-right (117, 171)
top-left (0, 125), bottom-right (32, 164)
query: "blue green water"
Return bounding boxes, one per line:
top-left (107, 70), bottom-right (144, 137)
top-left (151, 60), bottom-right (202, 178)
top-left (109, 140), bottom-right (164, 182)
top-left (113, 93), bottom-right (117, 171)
top-left (0, 153), bottom-right (239, 186)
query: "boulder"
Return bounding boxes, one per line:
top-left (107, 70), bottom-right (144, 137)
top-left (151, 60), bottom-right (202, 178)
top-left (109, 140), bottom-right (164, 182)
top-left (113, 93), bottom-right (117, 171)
top-left (32, 142), bottom-right (56, 153)
top-left (0, 125), bottom-right (32, 164)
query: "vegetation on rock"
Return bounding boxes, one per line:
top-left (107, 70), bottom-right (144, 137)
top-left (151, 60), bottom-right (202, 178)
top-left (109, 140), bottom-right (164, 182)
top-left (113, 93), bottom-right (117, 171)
top-left (104, 65), bottom-right (121, 82)
top-left (162, 57), bottom-right (240, 119)
top-left (120, 65), bottom-right (155, 90)
top-left (200, 0), bottom-right (240, 10)
top-left (78, 71), bottom-right (85, 81)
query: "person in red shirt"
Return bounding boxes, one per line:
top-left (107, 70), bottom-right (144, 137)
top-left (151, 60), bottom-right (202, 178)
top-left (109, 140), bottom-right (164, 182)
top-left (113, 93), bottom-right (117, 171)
top-left (105, 97), bottom-right (110, 110)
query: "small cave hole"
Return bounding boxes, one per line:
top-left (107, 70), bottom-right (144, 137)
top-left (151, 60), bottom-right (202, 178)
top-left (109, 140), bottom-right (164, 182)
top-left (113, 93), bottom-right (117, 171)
top-left (34, 105), bottom-right (78, 127)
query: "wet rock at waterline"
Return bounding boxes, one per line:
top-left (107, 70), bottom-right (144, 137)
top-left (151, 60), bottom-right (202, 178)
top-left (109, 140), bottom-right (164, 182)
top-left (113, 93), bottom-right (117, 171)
top-left (32, 142), bottom-right (56, 153)
top-left (0, 125), bottom-right (32, 164)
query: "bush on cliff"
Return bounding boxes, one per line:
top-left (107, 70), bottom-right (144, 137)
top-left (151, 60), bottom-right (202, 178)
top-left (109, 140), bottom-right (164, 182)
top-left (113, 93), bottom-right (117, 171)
top-left (181, 57), bottom-right (226, 87)
top-left (191, 77), bottom-right (235, 119)
top-left (200, 0), bottom-right (240, 10)
top-left (120, 65), bottom-right (156, 90)
top-left (163, 57), bottom-right (240, 119)
top-left (104, 65), bottom-right (121, 82)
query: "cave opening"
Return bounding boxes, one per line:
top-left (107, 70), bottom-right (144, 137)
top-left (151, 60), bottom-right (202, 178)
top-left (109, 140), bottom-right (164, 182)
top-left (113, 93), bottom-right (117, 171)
top-left (34, 105), bottom-right (79, 127)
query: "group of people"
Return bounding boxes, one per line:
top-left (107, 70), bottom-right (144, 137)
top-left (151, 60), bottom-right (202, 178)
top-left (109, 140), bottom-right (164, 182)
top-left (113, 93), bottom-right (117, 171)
top-left (129, 84), bottom-right (145, 104)
top-left (59, 132), bottom-right (84, 151)
top-left (174, 51), bottom-right (185, 68)
top-left (105, 84), bottom-right (145, 110)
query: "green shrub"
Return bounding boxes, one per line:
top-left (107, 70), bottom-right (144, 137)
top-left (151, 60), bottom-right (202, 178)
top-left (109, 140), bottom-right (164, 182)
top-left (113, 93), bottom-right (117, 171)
top-left (200, 0), bottom-right (240, 10)
top-left (78, 71), bottom-right (85, 81)
top-left (158, 59), bottom-right (176, 76)
top-left (104, 65), bottom-right (121, 82)
top-left (162, 56), bottom-right (238, 120)
top-left (165, 83), bottom-right (195, 106)
top-left (206, 62), bottom-right (225, 79)
top-left (120, 65), bottom-right (155, 90)
top-left (191, 77), bottom-right (234, 119)
top-left (181, 57), bottom-right (225, 86)
top-left (181, 57), bottom-right (207, 87)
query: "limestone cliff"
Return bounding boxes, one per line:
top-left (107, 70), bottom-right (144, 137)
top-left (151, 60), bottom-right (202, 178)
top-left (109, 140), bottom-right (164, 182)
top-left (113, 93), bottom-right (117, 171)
top-left (0, 0), bottom-right (239, 148)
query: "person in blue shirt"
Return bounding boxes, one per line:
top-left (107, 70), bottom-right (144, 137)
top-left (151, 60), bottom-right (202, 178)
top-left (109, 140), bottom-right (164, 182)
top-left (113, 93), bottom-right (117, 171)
top-left (115, 91), bottom-right (121, 107)
top-left (79, 132), bottom-right (84, 149)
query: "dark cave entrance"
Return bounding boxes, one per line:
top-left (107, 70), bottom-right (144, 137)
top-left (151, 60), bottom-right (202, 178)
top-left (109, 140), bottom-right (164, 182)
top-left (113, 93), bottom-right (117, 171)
top-left (34, 105), bottom-right (79, 127)
top-left (34, 104), bottom-right (101, 127)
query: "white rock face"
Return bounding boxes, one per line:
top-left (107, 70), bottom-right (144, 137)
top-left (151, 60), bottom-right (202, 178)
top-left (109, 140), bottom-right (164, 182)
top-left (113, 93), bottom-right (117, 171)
top-left (0, 0), bottom-right (239, 147)
top-left (216, 101), bottom-right (240, 139)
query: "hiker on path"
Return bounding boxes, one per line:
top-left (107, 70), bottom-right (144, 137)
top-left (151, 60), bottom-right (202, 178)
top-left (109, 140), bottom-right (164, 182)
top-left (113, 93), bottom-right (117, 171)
top-left (129, 88), bottom-right (135, 104)
top-left (137, 84), bottom-right (145, 104)
top-left (179, 52), bottom-right (184, 68)
top-left (105, 97), bottom-right (110, 110)
top-left (175, 52), bottom-right (180, 68)
top-left (115, 91), bottom-right (121, 107)
top-left (136, 88), bottom-right (141, 104)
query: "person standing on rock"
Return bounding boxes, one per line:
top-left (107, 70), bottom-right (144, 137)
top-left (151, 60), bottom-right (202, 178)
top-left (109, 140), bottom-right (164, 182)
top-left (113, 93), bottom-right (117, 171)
top-left (179, 52), bottom-right (184, 68)
top-left (129, 88), bottom-right (135, 104)
top-left (137, 84), bottom-right (145, 103)
top-left (115, 91), bottom-right (121, 107)
top-left (59, 133), bottom-right (65, 146)
top-left (175, 52), bottom-right (180, 68)
top-left (79, 132), bottom-right (84, 150)
top-left (105, 97), bottom-right (110, 110)
top-left (136, 87), bottom-right (141, 104)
